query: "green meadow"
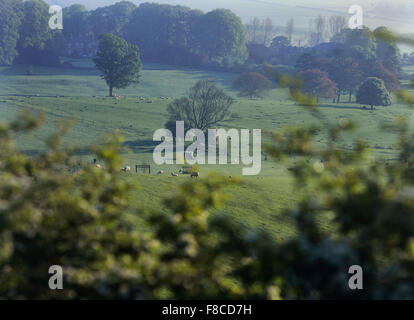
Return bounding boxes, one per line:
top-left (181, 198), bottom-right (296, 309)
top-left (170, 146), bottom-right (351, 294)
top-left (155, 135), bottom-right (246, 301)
top-left (1, 60), bottom-right (413, 239)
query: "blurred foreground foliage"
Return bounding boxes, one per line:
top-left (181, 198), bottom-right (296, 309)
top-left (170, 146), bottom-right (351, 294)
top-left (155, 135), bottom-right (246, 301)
top-left (1, 33), bottom-right (414, 300)
top-left (0, 112), bottom-right (281, 299)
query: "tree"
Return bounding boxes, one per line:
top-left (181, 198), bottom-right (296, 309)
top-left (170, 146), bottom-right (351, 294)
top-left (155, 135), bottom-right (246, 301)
top-left (373, 26), bottom-right (401, 73)
top-left (308, 15), bottom-right (327, 46)
top-left (298, 69), bottom-right (337, 101)
top-left (89, 1), bottom-right (136, 38)
top-left (166, 80), bottom-right (233, 131)
top-left (263, 18), bottom-right (275, 46)
top-left (93, 33), bottom-right (142, 97)
top-left (233, 72), bottom-right (272, 99)
top-left (271, 35), bottom-right (290, 49)
top-left (191, 9), bottom-right (248, 67)
top-left (245, 17), bottom-right (261, 44)
top-left (286, 18), bottom-right (294, 43)
top-left (356, 77), bottom-right (392, 109)
top-left (15, 0), bottom-right (56, 65)
top-left (324, 56), bottom-right (363, 103)
top-left (0, 0), bottom-right (23, 65)
top-left (368, 60), bottom-right (400, 92)
top-left (62, 4), bottom-right (89, 39)
top-left (124, 3), bottom-right (202, 65)
top-left (295, 53), bottom-right (316, 71)
top-left (328, 15), bottom-right (347, 39)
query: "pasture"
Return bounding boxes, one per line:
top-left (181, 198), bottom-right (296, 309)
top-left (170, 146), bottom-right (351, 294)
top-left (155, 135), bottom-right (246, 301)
top-left (0, 60), bottom-right (413, 239)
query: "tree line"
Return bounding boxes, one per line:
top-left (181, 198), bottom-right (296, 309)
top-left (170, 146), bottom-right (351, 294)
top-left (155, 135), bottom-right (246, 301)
top-left (0, 0), bottom-right (248, 68)
top-left (243, 26), bottom-right (401, 106)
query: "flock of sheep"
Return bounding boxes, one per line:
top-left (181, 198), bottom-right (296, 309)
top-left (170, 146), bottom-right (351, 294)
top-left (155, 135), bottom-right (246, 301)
top-left (94, 163), bottom-right (200, 178)
top-left (155, 169), bottom-right (200, 178)
top-left (137, 96), bottom-right (175, 104)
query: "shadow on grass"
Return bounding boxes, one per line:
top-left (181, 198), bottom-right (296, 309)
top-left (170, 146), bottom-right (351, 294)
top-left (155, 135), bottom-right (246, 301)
top-left (123, 139), bottom-right (159, 154)
top-left (318, 103), bottom-right (365, 110)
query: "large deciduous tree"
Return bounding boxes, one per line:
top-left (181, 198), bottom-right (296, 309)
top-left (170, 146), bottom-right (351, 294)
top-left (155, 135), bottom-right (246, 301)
top-left (356, 77), bottom-right (392, 109)
top-left (298, 69), bottom-right (337, 101)
top-left (233, 72), bottom-right (272, 99)
top-left (191, 9), bottom-right (248, 67)
top-left (167, 80), bottom-right (234, 131)
top-left (373, 26), bottom-right (401, 74)
top-left (93, 33), bottom-right (142, 97)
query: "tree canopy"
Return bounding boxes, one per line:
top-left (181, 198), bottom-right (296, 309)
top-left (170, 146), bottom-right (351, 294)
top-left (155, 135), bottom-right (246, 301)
top-left (93, 33), bottom-right (142, 97)
top-left (233, 72), bottom-right (272, 99)
top-left (298, 69), bottom-right (337, 100)
top-left (356, 77), bottom-right (392, 109)
top-left (0, 0), bottom-right (23, 65)
top-left (191, 9), bottom-right (248, 67)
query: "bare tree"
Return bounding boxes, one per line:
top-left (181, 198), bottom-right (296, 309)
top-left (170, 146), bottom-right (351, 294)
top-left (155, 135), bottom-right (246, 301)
top-left (263, 18), bottom-right (275, 46)
top-left (286, 18), bottom-right (294, 43)
top-left (315, 15), bottom-right (326, 44)
top-left (308, 15), bottom-right (327, 46)
top-left (246, 17), bottom-right (261, 44)
top-left (328, 15), bottom-right (347, 39)
top-left (167, 80), bottom-right (234, 131)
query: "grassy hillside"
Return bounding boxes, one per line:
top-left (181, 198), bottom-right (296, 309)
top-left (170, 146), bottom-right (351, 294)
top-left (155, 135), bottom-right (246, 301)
top-left (1, 60), bottom-right (413, 239)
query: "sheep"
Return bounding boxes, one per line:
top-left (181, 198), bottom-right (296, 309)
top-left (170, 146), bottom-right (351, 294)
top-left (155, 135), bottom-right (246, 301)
top-left (171, 172), bottom-right (178, 177)
top-left (120, 166), bottom-right (131, 172)
top-left (190, 172), bottom-right (200, 178)
top-left (95, 164), bottom-right (101, 169)
top-left (157, 170), bottom-right (164, 174)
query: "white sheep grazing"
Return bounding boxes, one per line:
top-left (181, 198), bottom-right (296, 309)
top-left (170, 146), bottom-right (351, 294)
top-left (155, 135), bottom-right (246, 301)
top-left (157, 170), bottom-right (164, 174)
top-left (125, 166), bottom-right (131, 172)
top-left (95, 164), bottom-right (101, 169)
top-left (171, 172), bottom-right (178, 176)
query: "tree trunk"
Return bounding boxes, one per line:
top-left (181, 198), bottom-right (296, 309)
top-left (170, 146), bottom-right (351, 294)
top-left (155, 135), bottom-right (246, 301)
top-left (348, 91), bottom-right (352, 103)
top-left (371, 105), bottom-right (374, 110)
top-left (109, 86), bottom-right (113, 97)
top-left (336, 93), bottom-right (341, 103)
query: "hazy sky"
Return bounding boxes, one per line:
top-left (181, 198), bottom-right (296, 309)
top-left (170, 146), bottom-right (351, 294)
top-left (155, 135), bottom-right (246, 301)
top-left (46, 0), bottom-right (414, 33)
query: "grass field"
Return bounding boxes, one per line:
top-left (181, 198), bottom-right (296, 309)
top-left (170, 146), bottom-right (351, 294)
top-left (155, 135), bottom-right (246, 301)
top-left (1, 60), bottom-right (413, 239)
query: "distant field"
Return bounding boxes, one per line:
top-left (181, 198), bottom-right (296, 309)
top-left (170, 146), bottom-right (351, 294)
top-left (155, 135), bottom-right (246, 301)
top-left (0, 59), bottom-right (238, 98)
top-left (1, 60), bottom-right (414, 239)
